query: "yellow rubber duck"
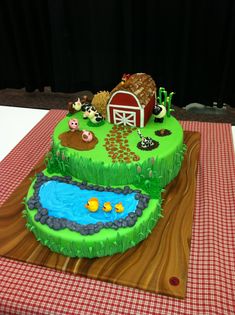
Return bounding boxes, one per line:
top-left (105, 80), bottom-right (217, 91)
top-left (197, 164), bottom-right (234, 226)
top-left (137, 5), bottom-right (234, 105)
top-left (115, 202), bottom-right (124, 213)
top-left (102, 201), bottom-right (112, 212)
top-left (85, 197), bottom-right (99, 212)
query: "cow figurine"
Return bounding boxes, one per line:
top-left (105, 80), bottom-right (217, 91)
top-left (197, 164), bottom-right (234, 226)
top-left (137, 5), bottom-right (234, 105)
top-left (137, 129), bottom-right (155, 149)
top-left (84, 106), bottom-right (104, 124)
top-left (81, 103), bottom-right (93, 119)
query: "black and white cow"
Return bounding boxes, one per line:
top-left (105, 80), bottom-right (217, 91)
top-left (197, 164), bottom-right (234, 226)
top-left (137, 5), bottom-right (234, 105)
top-left (84, 106), bottom-right (104, 124)
top-left (81, 103), bottom-right (93, 119)
top-left (137, 129), bottom-right (154, 149)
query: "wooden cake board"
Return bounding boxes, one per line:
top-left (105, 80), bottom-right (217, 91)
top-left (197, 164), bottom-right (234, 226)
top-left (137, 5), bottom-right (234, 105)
top-left (0, 131), bottom-right (200, 299)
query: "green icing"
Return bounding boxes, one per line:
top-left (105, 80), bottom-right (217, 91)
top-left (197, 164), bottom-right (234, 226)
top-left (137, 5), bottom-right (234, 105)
top-left (24, 112), bottom-right (185, 258)
top-left (25, 175), bottom-right (162, 258)
top-left (47, 113), bottom-right (184, 188)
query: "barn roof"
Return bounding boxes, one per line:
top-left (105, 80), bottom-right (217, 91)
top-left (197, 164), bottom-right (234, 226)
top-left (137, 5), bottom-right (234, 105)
top-left (111, 73), bottom-right (156, 107)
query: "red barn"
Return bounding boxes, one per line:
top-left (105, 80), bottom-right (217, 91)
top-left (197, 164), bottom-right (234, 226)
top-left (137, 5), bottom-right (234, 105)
top-left (107, 73), bottom-right (156, 127)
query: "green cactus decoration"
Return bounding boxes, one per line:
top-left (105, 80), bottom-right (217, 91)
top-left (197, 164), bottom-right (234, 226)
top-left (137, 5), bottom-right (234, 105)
top-left (157, 87), bottom-right (165, 106)
top-left (157, 87), bottom-right (175, 117)
top-left (166, 92), bottom-right (175, 117)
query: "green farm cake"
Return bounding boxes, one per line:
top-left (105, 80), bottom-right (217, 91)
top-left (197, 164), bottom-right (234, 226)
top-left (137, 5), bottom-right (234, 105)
top-left (25, 73), bottom-right (185, 258)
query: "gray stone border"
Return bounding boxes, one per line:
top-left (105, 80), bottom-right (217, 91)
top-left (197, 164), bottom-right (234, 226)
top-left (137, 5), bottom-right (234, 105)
top-left (27, 173), bottom-right (150, 235)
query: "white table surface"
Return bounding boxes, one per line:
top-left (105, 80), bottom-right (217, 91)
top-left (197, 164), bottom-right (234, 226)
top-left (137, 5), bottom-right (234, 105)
top-left (0, 106), bottom-right (234, 162)
top-left (0, 106), bottom-right (49, 161)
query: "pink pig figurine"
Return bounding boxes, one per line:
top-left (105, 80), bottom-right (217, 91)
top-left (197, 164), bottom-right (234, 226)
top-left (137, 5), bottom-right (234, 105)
top-left (81, 130), bottom-right (93, 142)
top-left (68, 118), bottom-right (79, 132)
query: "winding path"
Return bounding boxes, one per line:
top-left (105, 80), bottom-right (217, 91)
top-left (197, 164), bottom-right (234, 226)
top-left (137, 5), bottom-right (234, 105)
top-left (104, 125), bottom-right (140, 163)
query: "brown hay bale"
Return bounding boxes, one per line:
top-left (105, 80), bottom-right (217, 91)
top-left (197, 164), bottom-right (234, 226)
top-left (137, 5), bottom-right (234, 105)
top-left (91, 91), bottom-right (110, 117)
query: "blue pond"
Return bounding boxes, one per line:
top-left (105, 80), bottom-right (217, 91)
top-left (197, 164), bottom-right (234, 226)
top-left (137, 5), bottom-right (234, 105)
top-left (39, 181), bottom-right (138, 225)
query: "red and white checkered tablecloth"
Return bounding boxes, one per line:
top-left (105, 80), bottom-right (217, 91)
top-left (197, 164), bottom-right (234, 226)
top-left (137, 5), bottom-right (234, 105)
top-left (0, 111), bottom-right (234, 315)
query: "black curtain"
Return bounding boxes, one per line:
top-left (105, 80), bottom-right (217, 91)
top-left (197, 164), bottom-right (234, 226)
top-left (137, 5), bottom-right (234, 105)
top-left (1, 0), bottom-right (235, 107)
top-left (0, 0), bottom-right (52, 91)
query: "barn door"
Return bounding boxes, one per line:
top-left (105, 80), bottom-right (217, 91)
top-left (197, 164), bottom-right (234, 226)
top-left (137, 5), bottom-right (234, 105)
top-left (113, 110), bottom-right (136, 126)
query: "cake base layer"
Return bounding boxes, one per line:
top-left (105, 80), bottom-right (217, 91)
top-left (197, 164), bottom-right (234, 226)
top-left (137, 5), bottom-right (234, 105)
top-left (0, 131), bottom-right (200, 298)
top-left (25, 176), bottom-right (161, 258)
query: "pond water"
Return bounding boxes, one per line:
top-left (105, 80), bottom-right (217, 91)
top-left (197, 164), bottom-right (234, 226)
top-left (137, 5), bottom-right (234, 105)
top-left (39, 181), bottom-right (138, 225)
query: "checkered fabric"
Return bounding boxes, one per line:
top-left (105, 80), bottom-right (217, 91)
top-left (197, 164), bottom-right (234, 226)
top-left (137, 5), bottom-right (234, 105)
top-left (0, 113), bottom-right (235, 315)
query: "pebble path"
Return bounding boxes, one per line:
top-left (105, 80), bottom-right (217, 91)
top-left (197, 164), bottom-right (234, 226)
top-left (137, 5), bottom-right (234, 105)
top-left (104, 125), bottom-right (140, 163)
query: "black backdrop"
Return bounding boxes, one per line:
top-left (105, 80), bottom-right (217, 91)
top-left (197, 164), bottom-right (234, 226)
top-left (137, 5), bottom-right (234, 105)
top-left (1, 0), bottom-right (235, 107)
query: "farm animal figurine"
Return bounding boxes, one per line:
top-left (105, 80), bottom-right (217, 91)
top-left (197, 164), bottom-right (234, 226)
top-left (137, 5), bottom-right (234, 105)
top-left (85, 197), bottom-right (99, 212)
top-left (79, 95), bottom-right (94, 119)
top-left (68, 98), bottom-right (82, 114)
top-left (68, 101), bottom-right (76, 114)
top-left (84, 106), bottom-right (104, 124)
top-left (81, 103), bottom-right (93, 119)
top-left (73, 97), bottom-right (82, 111)
top-left (137, 129), bottom-right (155, 149)
top-left (121, 73), bottom-right (131, 84)
top-left (102, 202), bottom-right (112, 212)
top-left (152, 103), bottom-right (166, 123)
top-left (115, 202), bottom-right (124, 213)
top-left (68, 118), bottom-right (79, 132)
top-left (81, 130), bottom-right (93, 143)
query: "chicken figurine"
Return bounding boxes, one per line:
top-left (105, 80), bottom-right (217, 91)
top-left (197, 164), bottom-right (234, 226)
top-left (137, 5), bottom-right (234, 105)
top-left (85, 198), bottom-right (99, 212)
top-left (121, 73), bottom-right (131, 85)
top-left (102, 202), bottom-right (112, 212)
top-left (115, 202), bottom-right (124, 213)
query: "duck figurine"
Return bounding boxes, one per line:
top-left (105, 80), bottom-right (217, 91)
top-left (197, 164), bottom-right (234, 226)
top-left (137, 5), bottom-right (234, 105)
top-left (85, 197), bottom-right (99, 212)
top-left (102, 202), bottom-right (112, 212)
top-left (115, 202), bottom-right (124, 213)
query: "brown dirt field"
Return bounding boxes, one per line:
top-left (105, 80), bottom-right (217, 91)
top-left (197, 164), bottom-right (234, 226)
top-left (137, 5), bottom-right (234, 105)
top-left (59, 130), bottom-right (98, 151)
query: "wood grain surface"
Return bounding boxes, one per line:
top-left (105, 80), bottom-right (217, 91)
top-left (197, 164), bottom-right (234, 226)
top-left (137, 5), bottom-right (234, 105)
top-left (0, 131), bottom-right (200, 298)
